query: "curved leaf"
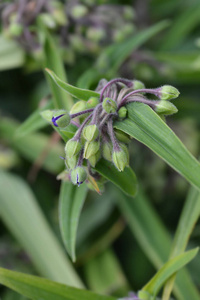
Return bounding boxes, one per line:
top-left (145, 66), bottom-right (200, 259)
top-left (59, 181), bottom-right (88, 262)
top-left (46, 69), bottom-right (100, 101)
top-left (139, 248), bottom-right (199, 299)
top-left (94, 159), bottom-right (137, 197)
top-left (115, 102), bottom-right (200, 191)
top-left (0, 268), bottom-right (116, 300)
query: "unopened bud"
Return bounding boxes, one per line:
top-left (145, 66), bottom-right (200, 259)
top-left (70, 100), bottom-right (87, 114)
top-left (71, 5), bottom-right (88, 19)
top-left (118, 107), bottom-right (127, 119)
top-left (158, 85), bottom-right (180, 100)
top-left (65, 139), bottom-right (82, 158)
top-left (9, 23), bottom-right (23, 37)
top-left (102, 142), bottom-right (113, 162)
top-left (71, 166), bottom-right (87, 186)
top-left (65, 155), bottom-right (77, 170)
top-left (88, 150), bottom-right (101, 167)
top-left (155, 100), bottom-right (178, 115)
top-left (112, 147), bottom-right (129, 172)
top-left (87, 97), bottom-right (99, 108)
top-left (102, 97), bottom-right (117, 114)
top-left (86, 27), bottom-right (105, 42)
top-left (83, 125), bottom-right (99, 141)
top-left (115, 129), bottom-right (130, 144)
top-left (52, 110), bottom-right (70, 128)
top-left (84, 140), bottom-right (100, 159)
top-left (132, 80), bottom-right (145, 90)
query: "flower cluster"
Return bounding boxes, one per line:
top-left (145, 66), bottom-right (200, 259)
top-left (45, 77), bottom-right (179, 190)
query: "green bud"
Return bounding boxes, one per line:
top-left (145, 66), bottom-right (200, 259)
top-left (102, 97), bottom-right (117, 114)
top-left (132, 80), bottom-right (145, 90)
top-left (112, 147), bottom-right (129, 172)
top-left (118, 107), bottom-right (127, 119)
top-left (84, 141), bottom-right (100, 159)
top-left (52, 110), bottom-right (70, 128)
top-left (115, 129), bottom-right (130, 144)
top-left (88, 150), bottom-right (101, 167)
top-left (87, 97), bottom-right (99, 108)
top-left (83, 125), bottom-right (99, 141)
top-left (9, 23), bottom-right (23, 37)
top-left (65, 155), bottom-right (78, 170)
top-left (71, 5), bottom-right (88, 19)
top-left (86, 27), bottom-right (105, 42)
top-left (70, 100), bottom-right (87, 114)
top-left (39, 13), bottom-right (56, 28)
top-left (65, 139), bottom-right (82, 158)
top-left (71, 166), bottom-right (87, 186)
top-left (102, 142), bottom-right (113, 162)
top-left (158, 85), bottom-right (180, 100)
top-left (155, 100), bottom-right (178, 115)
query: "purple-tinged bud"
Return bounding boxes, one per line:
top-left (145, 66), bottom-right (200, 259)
top-left (102, 97), bottom-right (117, 114)
top-left (157, 85), bottom-right (180, 101)
top-left (65, 139), bottom-right (82, 158)
top-left (83, 141), bottom-right (100, 159)
top-left (52, 110), bottom-right (70, 128)
top-left (102, 142), bottom-right (113, 162)
top-left (71, 166), bottom-right (87, 186)
top-left (70, 100), bottom-right (87, 114)
top-left (155, 100), bottom-right (178, 115)
top-left (87, 97), bottom-right (99, 108)
top-left (88, 150), bottom-right (101, 167)
top-left (83, 125), bottom-right (99, 141)
top-left (112, 146), bottom-right (129, 172)
top-left (118, 107), bottom-right (127, 119)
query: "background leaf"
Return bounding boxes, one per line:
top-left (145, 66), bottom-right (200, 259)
top-left (0, 170), bottom-right (83, 287)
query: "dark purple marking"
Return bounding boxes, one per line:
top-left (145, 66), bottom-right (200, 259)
top-left (52, 114), bottom-right (65, 127)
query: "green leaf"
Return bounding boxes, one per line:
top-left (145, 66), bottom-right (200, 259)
top-left (15, 100), bottom-right (54, 138)
top-left (59, 181), bottom-right (88, 262)
top-left (45, 69), bottom-right (100, 101)
top-left (160, 3), bottom-right (200, 50)
top-left (162, 186), bottom-right (200, 300)
top-left (0, 268), bottom-right (116, 300)
top-left (0, 170), bottom-right (83, 287)
top-left (94, 159), bottom-right (137, 197)
top-left (139, 248), bottom-right (199, 300)
top-left (0, 35), bottom-right (25, 71)
top-left (117, 189), bottom-right (200, 300)
top-left (115, 102), bottom-right (200, 191)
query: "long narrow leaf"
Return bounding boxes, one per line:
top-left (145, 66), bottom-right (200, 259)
top-left (0, 268), bottom-right (115, 300)
top-left (115, 102), bottom-right (200, 191)
top-left (94, 159), bottom-right (137, 197)
top-left (59, 181), bottom-right (88, 262)
top-left (0, 171), bottom-right (83, 287)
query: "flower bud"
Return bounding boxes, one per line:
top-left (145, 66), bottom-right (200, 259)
top-left (86, 27), bottom-right (105, 42)
top-left (8, 22), bottom-right (23, 37)
top-left (71, 166), bottom-right (87, 186)
top-left (112, 147), bottom-right (129, 172)
top-left (115, 129), bottom-right (130, 144)
top-left (132, 80), bottom-right (145, 90)
top-left (65, 139), bottom-right (82, 158)
top-left (102, 142), bottom-right (113, 162)
top-left (70, 100), bottom-right (87, 114)
top-left (71, 5), bottom-right (88, 19)
top-left (65, 155), bottom-right (77, 170)
top-left (87, 97), bottom-right (99, 108)
top-left (102, 97), bottom-right (117, 114)
top-left (84, 141), bottom-right (100, 159)
top-left (155, 100), bottom-right (178, 115)
top-left (83, 125), bottom-right (99, 141)
top-left (158, 85), bottom-right (180, 100)
top-left (118, 107), bottom-right (127, 119)
top-left (52, 110), bottom-right (70, 128)
top-left (88, 150), bottom-right (101, 167)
